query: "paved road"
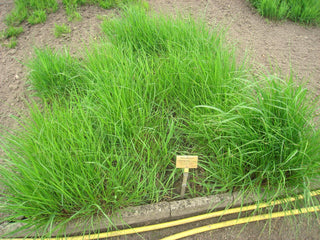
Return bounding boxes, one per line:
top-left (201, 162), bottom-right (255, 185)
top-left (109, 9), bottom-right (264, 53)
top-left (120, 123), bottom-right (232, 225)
top-left (107, 210), bottom-right (320, 240)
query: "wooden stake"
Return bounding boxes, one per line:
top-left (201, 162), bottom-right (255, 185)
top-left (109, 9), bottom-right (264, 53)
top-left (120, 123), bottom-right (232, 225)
top-left (180, 168), bottom-right (189, 197)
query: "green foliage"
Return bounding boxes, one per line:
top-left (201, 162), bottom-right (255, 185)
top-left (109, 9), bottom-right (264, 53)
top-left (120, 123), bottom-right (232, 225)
top-left (1, 98), bottom-right (172, 228)
top-left (1, 26), bottom-right (20, 47)
top-left (1, 6), bottom-right (320, 236)
top-left (27, 10), bottom-right (47, 24)
top-left (1, 26), bottom-right (23, 39)
top-left (5, 6), bottom-right (28, 26)
top-left (3, 0), bottom-right (141, 47)
top-left (54, 23), bottom-right (71, 37)
top-left (27, 48), bottom-right (81, 96)
top-left (2, 37), bottom-right (18, 48)
top-left (3, 0), bottom-right (58, 46)
top-left (63, 0), bottom-right (82, 21)
top-left (192, 77), bottom-right (320, 193)
top-left (66, 10), bottom-right (82, 21)
top-left (249, 0), bottom-right (320, 24)
top-left (5, 0), bottom-right (58, 26)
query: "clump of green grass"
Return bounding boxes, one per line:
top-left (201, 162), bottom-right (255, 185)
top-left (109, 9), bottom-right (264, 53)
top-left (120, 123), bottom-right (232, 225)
top-left (1, 5), bottom-right (320, 237)
top-left (249, 0), bottom-right (320, 25)
top-left (1, 96), bottom-right (173, 233)
top-left (0, 26), bottom-right (22, 48)
top-left (27, 48), bottom-right (81, 96)
top-left (5, 0), bottom-right (58, 26)
top-left (2, 0), bottom-right (58, 47)
top-left (1, 37), bottom-right (18, 48)
top-left (0, 26), bottom-right (23, 39)
top-left (27, 10), bottom-right (47, 24)
top-left (189, 76), bottom-right (320, 195)
top-left (63, 0), bottom-right (83, 21)
top-left (54, 23), bottom-right (72, 37)
top-left (6, 37), bottom-right (18, 48)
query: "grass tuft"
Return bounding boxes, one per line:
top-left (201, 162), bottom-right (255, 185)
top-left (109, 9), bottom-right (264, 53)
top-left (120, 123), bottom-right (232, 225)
top-left (249, 0), bottom-right (320, 25)
top-left (5, 0), bottom-right (58, 26)
top-left (54, 23), bottom-right (72, 37)
top-left (27, 10), bottom-right (47, 24)
top-left (1, 37), bottom-right (18, 48)
top-left (191, 76), bottom-right (320, 195)
top-left (0, 26), bottom-right (24, 39)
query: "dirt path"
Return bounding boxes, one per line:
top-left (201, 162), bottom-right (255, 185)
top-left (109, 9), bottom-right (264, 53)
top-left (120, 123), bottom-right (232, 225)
top-left (1, 0), bottom-right (320, 238)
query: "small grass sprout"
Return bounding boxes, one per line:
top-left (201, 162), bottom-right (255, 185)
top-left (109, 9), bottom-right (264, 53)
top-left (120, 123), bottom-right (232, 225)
top-left (54, 23), bottom-right (71, 37)
top-left (27, 10), bottom-right (47, 24)
top-left (2, 37), bottom-right (18, 48)
top-left (0, 26), bottom-right (23, 39)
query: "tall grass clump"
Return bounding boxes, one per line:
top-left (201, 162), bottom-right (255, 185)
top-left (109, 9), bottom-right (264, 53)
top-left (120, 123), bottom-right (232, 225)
top-left (101, 6), bottom-right (243, 113)
top-left (188, 76), bottom-right (320, 196)
top-left (1, 5), bottom-right (320, 237)
top-left (1, 96), bottom-right (174, 234)
top-left (27, 48), bottom-right (84, 99)
top-left (248, 0), bottom-right (320, 24)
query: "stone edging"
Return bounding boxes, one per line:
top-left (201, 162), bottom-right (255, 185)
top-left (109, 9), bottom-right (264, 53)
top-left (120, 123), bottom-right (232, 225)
top-left (1, 192), bottom-right (239, 237)
top-left (0, 187), bottom-right (312, 238)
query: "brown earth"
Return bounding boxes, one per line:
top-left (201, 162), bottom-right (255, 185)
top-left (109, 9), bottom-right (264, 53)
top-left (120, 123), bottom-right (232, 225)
top-left (0, 0), bottom-right (110, 130)
top-left (1, 0), bottom-right (320, 239)
top-left (149, 0), bottom-right (320, 92)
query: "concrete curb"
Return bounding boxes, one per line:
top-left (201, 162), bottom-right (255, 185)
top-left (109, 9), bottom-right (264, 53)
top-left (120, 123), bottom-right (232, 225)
top-left (2, 184), bottom-right (320, 237)
top-left (0, 191), bottom-right (245, 237)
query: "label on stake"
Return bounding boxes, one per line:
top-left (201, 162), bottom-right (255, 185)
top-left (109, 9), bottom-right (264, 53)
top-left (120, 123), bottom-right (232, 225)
top-left (176, 155), bottom-right (198, 169)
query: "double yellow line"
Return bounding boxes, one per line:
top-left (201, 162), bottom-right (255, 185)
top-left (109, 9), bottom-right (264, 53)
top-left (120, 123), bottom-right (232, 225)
top-left (3, 190), bottom-right (320, 240)
top-left (161, 205), bottom-right (320, 240)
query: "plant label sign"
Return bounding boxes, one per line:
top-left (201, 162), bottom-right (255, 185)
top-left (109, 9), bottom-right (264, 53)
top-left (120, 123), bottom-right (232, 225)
top-left (176, 155), bottom-right (198, 169)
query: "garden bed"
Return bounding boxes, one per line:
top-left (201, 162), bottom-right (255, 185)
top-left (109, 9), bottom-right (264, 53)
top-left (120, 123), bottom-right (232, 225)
top-left (1, 0), bottom-right (320, 238)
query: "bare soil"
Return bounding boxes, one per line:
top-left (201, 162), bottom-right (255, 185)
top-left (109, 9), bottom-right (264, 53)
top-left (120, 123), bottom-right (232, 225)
top-left (1, 0), bottom-right (320, 239)
top-left (0, 0), bottom-right (109, 129)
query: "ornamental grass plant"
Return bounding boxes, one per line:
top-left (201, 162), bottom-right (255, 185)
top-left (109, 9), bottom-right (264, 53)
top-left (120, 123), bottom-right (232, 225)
top-left (1, 5), bottom-right (320, 237)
